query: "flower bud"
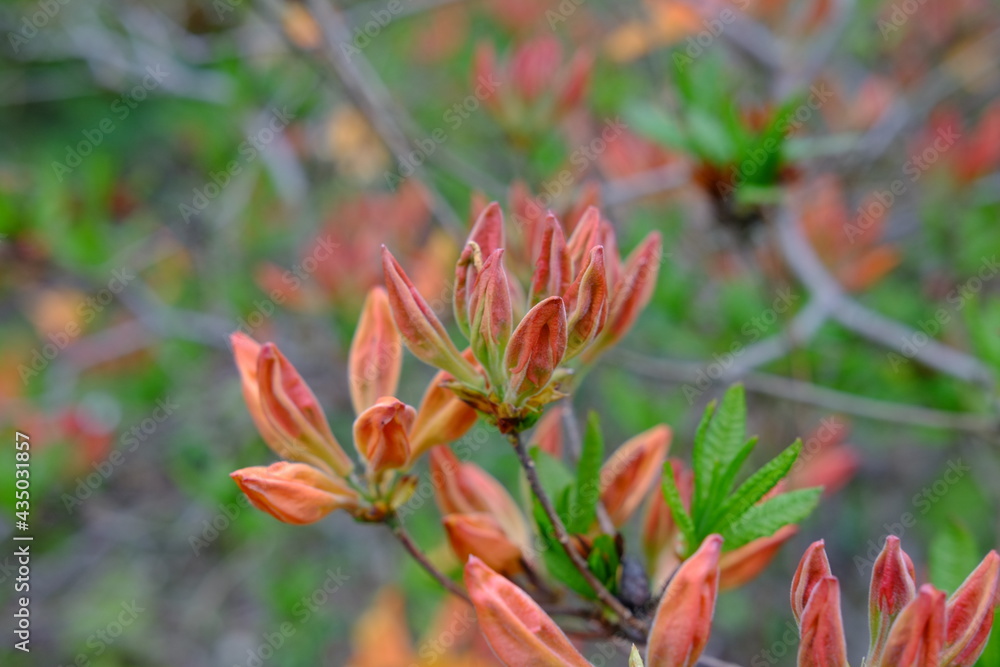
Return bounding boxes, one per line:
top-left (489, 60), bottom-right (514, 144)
top-left (257, 342), bottom-right (354, 477)
top-left (407, 370), bottom-right (479, 464)
top-left (942, 550), bottom-right (1000, 666)
top-left (565, 246), bottom-right (609, 359)
top-left (797, 576), bottom-right (849, 667)
top-left (529, 214), bottom-right (570, 305)
top-left (464, 556), bottom-right (591, 667)
top-left (555, 51), bottom-right (593, 116)
top-left (468, 249), bottom-right (513, 387)
top-left (382, 246), bottom-right (479, 385)
top-left (231, 462), bottom-right (359, 525)
top-left (353, 397), bottom-right (417, 474)
top-left (230, 332), bottom-right (283, 452)
top-left (719, 525), bottom-right (798, 590)
top-left (791, 540), bottom-right (834, 626)
top-left (869, 535), bottom-right (917, 663)
top-left (643, 459), bottom-right (692, 589)
top-left (565, 206), bottom-right (601, 272)
top-left (504, 296), bottom-right (567, 405)
top-left (877, 584), bottom-right (946, 667)
top-left (444, 513), bottom-right (523, 575)
top-left (646, 534), bottom-right (722, 667)
top-left (455, 202), bottom-right (505, 337)
top-left (601, 425), bottom-right (671, 528)
top-left (348, 287), bottom-right (402, 415)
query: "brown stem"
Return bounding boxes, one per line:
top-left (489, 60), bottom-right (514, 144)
top-left (508, 431), bottom-right (649, 637)
top-left (387, 517), bottom-right (470, 605)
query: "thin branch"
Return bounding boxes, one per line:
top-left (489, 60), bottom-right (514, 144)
top-left (387, 517), bottom-right (470, 604)
top-left (509, 432), bottom-right (649, 638)
top-left (698, 656), bottom-right (745, 667)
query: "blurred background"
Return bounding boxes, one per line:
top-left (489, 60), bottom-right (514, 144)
top-left (2, 0), bottom-right (1000, 664)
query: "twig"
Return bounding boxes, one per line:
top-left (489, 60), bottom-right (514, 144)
top-left (509, 432), bottom-right (649, 638)
top-left (387, 516), bottom-right (470, 604)
top-left (698, 656), bottom-right (745, 667)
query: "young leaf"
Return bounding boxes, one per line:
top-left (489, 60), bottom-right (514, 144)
top-left (629, 645), bottom-right (644, 667)
top-left (568, 412), bottom-right (604, 534)
top-left (721, 487), bottom-right (821, 550)
top-left (531, 447), bottom-right (575, 503)
top-left (587, 534), bottom-right (620, 593)
top-left (706, 439), bottom-right (802, 533)
top-left (691, 385), bottom-right (747, 529)
top-left (532, 500), bottom-right (595, 599)
top-left (662, 462), bottom-right (697, 556)
top-left (624, 103), bottom-right (690, 153)
top-left (929, 519), bottom-right (981, 593)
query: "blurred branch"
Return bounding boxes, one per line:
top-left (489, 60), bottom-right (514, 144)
top-left (346, 0), bottom-right (468, 24)
top-left (387, 516), bottom-right (470, 604)
top-left (602, 163), bottom-right (692, 207)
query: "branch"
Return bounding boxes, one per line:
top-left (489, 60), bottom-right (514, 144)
top-left (508, 432), bottom-right (649, 638)
top-left (387, 516), bottom-right (470, 604)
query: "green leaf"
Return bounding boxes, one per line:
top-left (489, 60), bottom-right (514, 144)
top-left (686, 108), bottom-right (736, 165)
top-left (587, 534), bottom-right (620, 593)
top-left (662, 463), bottom-right (697, 556)
top-left (929, 520), bottom-right (980, 594)
top-left (624, 103), bottom-right (690, 153)
top-left (531, 447), bottom-right (575, 504)
top-left (692, 385), bottom-right (747, 529)
top-left (707, 439), bottom-right (802, 532)
top-left (721, 487), bottom-right (822, 551)
top-left (569, 412), bottom-right (604, 534)
top-left (532, 500), bottom-right (595, 599)
top-left (629, 645), bottom-right (644, 667)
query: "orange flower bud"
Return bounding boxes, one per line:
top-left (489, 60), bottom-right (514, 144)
top-left (643, 459), bottom-right (692, 588)
top-left (942, 550), bottom-right (1000, 666)
top-left (504, 296), bottom-right (567, 405)
top-left (719, 525), bottom-right (798, 590)
top-left (231, 462), bottom-right (360, 525)
top-left (797, 576), bottom-right (849, 667)
top-left (473, 44), bottom-right (501, 114)
top-left (257, 342), bottom-right (354, 477)
top-left (584, 231), bottom-right (662, 362)
top-left (407, 370), bottom-right (479, 464)
top-left (646, 534), bottom-right (722, 667)
top-left (464, 556), bottom-right (591, 667)
top-left (230, 332), bottom-right (283, 452)
top-left (600, 425), bottom-right (671, 528)
top-left (529, 214), bottom-right (570, 305)
top-left (877, 584), bottom-right (946, 667)
top-left (348, 287), bottom-right (402, 415)
top-left (565, 246), bottom-right (609, 359)
top-left (382, 246), bottom-right (478, 385)
top-left (869, 535), bottom-right (917, 663)
top-left (429, 446), bottom-right (530, 551)
top-left (565, 206), bottom-right (601, 272)
top-left (444, 513), bottom-right (523, 575)
top-left (468, 249), bottom-right (513, 386)
top-left (509, 36), bottom-right (561, 102)
top-left (353, 397), bottom-right (417, 474)
top-left (555, 51), bottom-right (593, 116)
top-left (455, 203), bottom-right (506, 337)
top-left (529, 404), bottom-right (564, 459)
top-left (791, 539), bottom-right (834, 625)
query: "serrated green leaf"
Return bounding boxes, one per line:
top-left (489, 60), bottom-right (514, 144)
top-left (721, 487), bottom-right (821, 551)
top-left (707, 439), bottom-right (801, 532)
top-left (532, 500), bottom-right (595, 599)
top-left (531, 447), bottom-right (575, 503)
top-left (692, 385), bottom-right (747, 529)
top-left (569, 412), bottom-right (604, 533)
top-left (587, 534), bottom-right (620, 593)
top-left (929, 520), bottom-right (980, 594)
top-left (662, 463), bottom-right (697, 556)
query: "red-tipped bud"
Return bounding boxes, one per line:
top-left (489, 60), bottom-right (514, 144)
top-left (565, 246), bottom-right (609, 359)
top-left (791, 540), bottom-right (835, 626)
top-left (382, 246), bottom-right (478, 384)
top-left (720, 525), bottom-right (798, 590)
top-left (503, 296), bottom-right (567, 405)
top-left (444, 513), bottom-right (523, 576)
top-left (797, 576), bottom-right (850, 667)
top-left (230, 332), bottom-right (283, 453)
top-left (584, 231), bottom-right (662, 362)
top-left (257, 342), bottom-right (354, 477)
top-left (869, 535), bottom-right (918, 663)
top-left (877, 584), bottom-right (946, 667)
top-left (230, 462), bottom-right (360, 525)
top-left (468, 249), bottom-right (513, 386)
top-left (407, 371), bottom-right (479, 464)
top-left (646, 534), bottom-right (722, 667)
top-left (942, 550), bottom-right (1000, 666)
top-left (555, 50), bottom-right (593, 115)
top-left (464, 556), bottom-right (591, 667)
top-left (348, 287), bottom-right (402, 415)
top-left (352, 397), bottom-right (416, 474)
top-left (509, 36), bottom-right (561, 102)
top-left (565, 206), bottom-right (602, 272)
top-left (529, 214), bottom-right (570, 305)
top-left (473, 44), bottom-right (501, 114)
top-left (600, 425), bottom-right (671, 528)
top-left (455, 203), bottom-right (506, 337)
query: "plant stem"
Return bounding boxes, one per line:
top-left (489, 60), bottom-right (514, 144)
top-left (508, 431), bottom-right (649, 637)
top-left (387, 516), bottom-right (470, 605)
